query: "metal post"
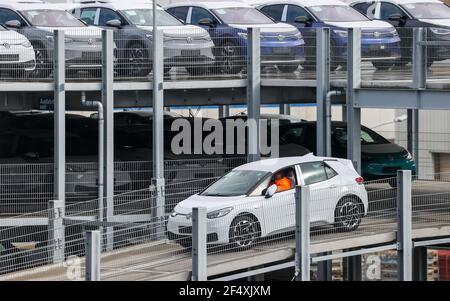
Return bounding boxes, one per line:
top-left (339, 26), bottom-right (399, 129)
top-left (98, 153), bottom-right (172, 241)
top-left (412, 28), bottom-right (426, 90)
top-left (397, 170), bottom-right (412, 281)
top-left (247, 27), bottom-right (261, 163)
top-left (317, 253), bottom-right (332, 281)
top-left (48, 200), bottom-right (65, 263)
top-left (295, 184), bottom-right (310, 281)
top-left (346, 28), bottom-right (362, 173)
top-left (316, 28), bottom-right (330, 157)
top-left (413, 110), bottom-right (419, 176)
top-left (53, 30), bottom-right (65, 202)
top-left (219, 105), bottom-right (230, 118)
top-left (343, 251), bottom-right (362, 281)
top-left (413, 246), bottom-right (428, 281)
top-left (152, 28), bottom-right (166, 238)
top-left (102, 30), bottom-right (114, 251)
top-left (85, 231), bottom-right (101, 281)
top-left (192, 207), bottom-right (207, 281)
top-left (279, 104), bottom-right (290, 115)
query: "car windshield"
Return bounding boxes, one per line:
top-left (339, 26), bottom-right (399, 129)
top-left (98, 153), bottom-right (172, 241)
top-left (212, 7), bottom-right (274, 24)
top-left (309, 5), bottom-right (368, 22)
top-left (121, 9), bottom-right (182, 26)
top-left (21, 10), bottom-right (85, 27)
top-left (401, 2), bottom-right (450, 19)
top-left (333, 126), bottom-right (390, 145)
top-left (201, 170), bottom-right (269, 196)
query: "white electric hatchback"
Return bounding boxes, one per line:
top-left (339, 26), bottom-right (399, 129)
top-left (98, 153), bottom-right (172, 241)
top-left (167, 154), bottom-right (368, 249)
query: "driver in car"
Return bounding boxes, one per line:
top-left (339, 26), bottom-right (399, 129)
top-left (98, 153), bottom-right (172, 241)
top-left (271, 171), bottom-right (293, 192)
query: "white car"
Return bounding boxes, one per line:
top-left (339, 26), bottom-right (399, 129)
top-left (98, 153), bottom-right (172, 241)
top-left (167, 154), bottom-right (368, 249)
top-left (0, 25), bottom-right (35, 76)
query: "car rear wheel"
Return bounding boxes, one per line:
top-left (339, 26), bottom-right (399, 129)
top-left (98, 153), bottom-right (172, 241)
top-left (229, 215), bottom-right (260, 250)
top-left (334, 196), bottom-right (364, 232)
top-left (372, 61), bottom-right (394, 70)
top-left (277, 64), bottom-right (300, 73)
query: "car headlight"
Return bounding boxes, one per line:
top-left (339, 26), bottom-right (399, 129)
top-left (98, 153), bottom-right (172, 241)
top-left (237, 32), bottom-right (248, 40)
top-left (404, 151), bottom-right (413, 160)
top-left (202, 34), bottom-right (212, 42)
top-left (390, 29), bottom-right (399, 37)
top-left (430, 27), bottom-right (450, 35)
top-left (170, 211), bottom-right (178, 218)
top-left (146, 33), bottom-right (153, 39)
top-left (20, 40), bottom-right (32, 48)
top-left (333, 29), bottom-right (348, 38)
top-left (46, 35), bottom-right (54, 42)
top-left (293, 31), bottom-right (303, 40)
top-left (207, 207), bottom-right (233, 219)
top-left (65, 38), bottom-right (74, 44)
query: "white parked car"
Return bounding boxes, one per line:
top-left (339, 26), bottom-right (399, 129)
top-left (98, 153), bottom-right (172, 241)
top-left (167, 154), bottom-right (368, 249)
top-left (0, 25), bottom-right (35, 76)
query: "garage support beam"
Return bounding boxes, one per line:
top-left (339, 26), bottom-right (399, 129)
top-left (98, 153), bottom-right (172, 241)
top-left (279, 104), bottom-right (290, 115)
top-left (54, 30), bottom-right (65, 203)
top-left (295, 184), bottom-right (310, 281)
top-left (346, 28), bottom-right (362, 174)
top-left (397, 170), bottom-right (413, 281)
top-left (316, 28), bottom-right (330, 157)
top-left (102, 30), bottom-right (115, 251)
top-left (152, 29), bottom-right (166, 239)
top-left (219, 105), bottom-right (230, 118)
top-left (247, 28), bottom-right (261, 162)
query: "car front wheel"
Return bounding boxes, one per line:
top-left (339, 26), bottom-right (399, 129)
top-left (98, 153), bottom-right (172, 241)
top-left (229, 215), bottom-right (260, 250)
top-left (334, 196), bottom-right (364, 232)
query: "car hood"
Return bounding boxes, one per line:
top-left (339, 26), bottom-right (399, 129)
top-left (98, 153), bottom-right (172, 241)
top-left (175, 193), bottom-right (248, 214)
top-left (419, 19), bottom-right (450, 28)
top-left (361, 143), bottom-right (405, 155)
top-left (137, 25), bottom-right (210, 38)
top-left (229, 22), bottom-right (298, 35)
top-left (35, 26), bottom-right (102, 38)
top-left (0, 31), bottom-right (30, 44)
top-left (326, 20), bottom-right (393, 30)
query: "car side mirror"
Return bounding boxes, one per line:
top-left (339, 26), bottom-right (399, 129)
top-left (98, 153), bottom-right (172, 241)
top-left (5, 20), bottom-right (21, 29)
top-left (198, 18), bottom-right (216, 28)
top-left (388, 13), bottom-right (404, 23)
top-left (294, 16), bottom-right (310, 25)
top-left (264, 184), bottom-right (277, 198)
top-left (106, 19), bottom-right (122, 28)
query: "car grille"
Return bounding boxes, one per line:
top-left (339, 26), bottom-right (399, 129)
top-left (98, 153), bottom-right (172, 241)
top-left (0, 54), bottom-right (19, 62)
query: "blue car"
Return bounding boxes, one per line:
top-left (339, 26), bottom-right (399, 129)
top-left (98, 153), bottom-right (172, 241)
top-left (165, 1), bottom-right (306, 74)
top-left (250, 0), bottom-right (401, 70)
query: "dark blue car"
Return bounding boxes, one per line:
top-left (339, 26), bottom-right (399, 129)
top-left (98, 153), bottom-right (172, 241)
top-left (251, 0), bottom-right (401, 70)
top-left (166, 1), bottom-right (306, 74)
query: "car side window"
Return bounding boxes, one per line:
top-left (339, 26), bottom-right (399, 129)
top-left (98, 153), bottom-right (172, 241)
top-left (98, 8), bottom-right (122, 26)
top-left (353, 2), bottom-right (376, 18)
top-left (300, 162), bottom-right (328, 185)
top-left (380, 2), bottom-right (407, 20)
top-left (280, 127), bottom-right (305, 145)
top-left (80, 8), bottom-right (97, 25)
top-left (286, 5), bottom-right (311, 23)
top-left (0, 8), bottom-right (26, 26)
top-left (260, 4), bottom-right (284, 21)
top-left (324, 163), bottom-right (338, 179)
top-left (167, 6), bottom-right (189, 22)
top-left (190, 7), bottom-right (215, 25)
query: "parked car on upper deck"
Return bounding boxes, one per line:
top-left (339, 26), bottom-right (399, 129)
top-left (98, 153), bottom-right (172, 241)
top-left (168, 154), bottom-right (368, 249)
top-left (165, 1), bottom-right (306, 74)
top-left (0, 0), bottom-right (103, 78)
top-left (250, 0), bottom-right (401, 70)
top-left (348, 0), bottom-right (450, 67)
top-left (71, 0), bottom-right (215, 76)
top-left (0, 24), bottom-right (35, 77)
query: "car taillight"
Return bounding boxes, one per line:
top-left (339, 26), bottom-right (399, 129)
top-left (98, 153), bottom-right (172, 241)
top-left (355, 177), bottom-right (364, 184)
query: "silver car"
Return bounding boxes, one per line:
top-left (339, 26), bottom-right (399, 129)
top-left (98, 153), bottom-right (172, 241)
top-left (71, 0), bottom-right (215, 76)
top-left (0, 1), bottom-right (104, 78)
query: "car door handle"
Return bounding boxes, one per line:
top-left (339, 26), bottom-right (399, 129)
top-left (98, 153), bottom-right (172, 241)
top-left (328, 184), bottom-right (337, 189)
top-left (252, 205), bottom-right (261, 210)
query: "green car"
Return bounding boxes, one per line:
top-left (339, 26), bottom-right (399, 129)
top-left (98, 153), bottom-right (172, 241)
top-left (280, 121), bottom-right (416, 182)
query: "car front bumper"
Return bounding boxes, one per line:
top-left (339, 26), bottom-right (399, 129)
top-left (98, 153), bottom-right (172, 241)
top-left (333, 36), bottom-right (401, 62)
top-left (0, 45), bottom-right (36, 71)
top-left (260, 40), bottom-right (305, 66)
top-left (164, 40), bottom-right (215, 68)
top-left (362, 159), bottom-right (416, 181)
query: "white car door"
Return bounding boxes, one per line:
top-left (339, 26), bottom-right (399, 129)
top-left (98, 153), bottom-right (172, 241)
top-left (298, 161), bottom-right (342, 224)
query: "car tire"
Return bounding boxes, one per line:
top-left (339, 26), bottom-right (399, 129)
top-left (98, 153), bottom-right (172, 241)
top-left (372, 61), bottom-right (394, 70)
top-left (229, 214), bottom-right (260, 250)
top-left (30, 42), bottom-right (51, 79)
top-left (126, 42), bottom-right (152, 77)
top-left (277, 64), bottom-right (300, 73)
top-left (334, 196), bottom-right (364, 232)
top-left (214, 39), bottom-right (243, 75)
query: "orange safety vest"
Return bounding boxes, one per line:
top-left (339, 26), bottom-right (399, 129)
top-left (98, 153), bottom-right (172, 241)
top-left (274, 177), bottom-right (292, 192)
